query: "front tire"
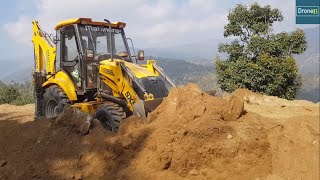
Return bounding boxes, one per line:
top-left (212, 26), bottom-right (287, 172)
top-left (95, 102), bottom-right (126, 132)
top-left (42, 85), bottom-right (69, 119)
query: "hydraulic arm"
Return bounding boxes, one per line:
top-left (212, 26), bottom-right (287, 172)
top-left (32, 21), bottom-right (56, 75)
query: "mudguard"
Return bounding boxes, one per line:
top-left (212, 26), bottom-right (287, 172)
top-left (42, 71), bottom-right (77, 101)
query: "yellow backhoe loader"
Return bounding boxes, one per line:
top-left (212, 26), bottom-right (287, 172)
top-left (32, 18), bottom-right (175, 131)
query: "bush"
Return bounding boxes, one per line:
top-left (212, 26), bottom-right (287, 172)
top-left (216, 54), bottom-right (301, 99)
top-left (0, 81), bottom-right (34, 105)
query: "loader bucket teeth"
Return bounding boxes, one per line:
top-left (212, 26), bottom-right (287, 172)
top-left (133, 100), bottom-right (147, 120)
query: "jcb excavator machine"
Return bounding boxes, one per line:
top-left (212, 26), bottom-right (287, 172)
top-left (32, 18), bottom-right (175, 131)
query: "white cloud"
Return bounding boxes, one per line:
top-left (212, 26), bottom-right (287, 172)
top-left (136, 0), bottom-right (174, 20)
top-left (181, 0), bottom-right (217, 14)
top-left (141, 13), bottom-right (227, 46)
top-left (3, 0), bottom-right (317, 48)
top-left (3, 16), bottom-right (33, 46)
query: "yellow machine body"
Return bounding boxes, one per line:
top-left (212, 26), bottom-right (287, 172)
top-left (99, 59), bottom-right (159, 111)
top-left (32, 18), bottom-right (174, 119)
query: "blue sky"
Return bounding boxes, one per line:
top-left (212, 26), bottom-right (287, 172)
top-left (0, 0), bottom-right (318, 61)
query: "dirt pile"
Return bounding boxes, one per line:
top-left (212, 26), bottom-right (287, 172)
top-left (130, 84), bottom-right (272, 179)
top-left (0, 84), bottom-right (319, 179)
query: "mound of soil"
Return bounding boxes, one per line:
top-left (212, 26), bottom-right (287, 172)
top-left (130, 85), bottom-right (270, 177)
top-left (0, 84), bottom-right (319, 179)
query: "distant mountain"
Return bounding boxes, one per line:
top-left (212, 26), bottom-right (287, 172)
top-left (1, 65), bottom-right (33, 83)
top-left (295, 27), bottom-right (319, 75)
top-left (303, 27), bottom-right (320, 54)
top-left (0, 27), bottom-right (318, 101)
top-left (297, 53), bottom-right (319, 75)
top-left (144, 27), bottom-right (319, 61)
top-left (0, 59), bottom-right (33, 83)
top-left (147, 56), bottom-right (215, 90)
top-left (0, 56), bottom-right (215, 90)
top-left (144, 38), bottom-right (230, 61)
top-left (145, 27), bottom-right (320, 102)
top-left (298, 74), bottom-right (320, 102)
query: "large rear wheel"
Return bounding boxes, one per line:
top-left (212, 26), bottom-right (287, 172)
top-left (42, 85), bottom-right (69, 119)
top-left (95, 102), bottom-right (126, 132)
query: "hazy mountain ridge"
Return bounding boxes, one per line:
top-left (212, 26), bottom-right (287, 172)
top-left (145, 27), bottom-right (320, 102)
top-left (144, 38), bottom-right (229, 60)
top-left (0, 60), bottom-right (33, 83)
top-left (146, 56), bottom-right (216, 90)
top-left (0, 27), bottom-right (318, 102)
top-left (296, 53), bottom-right (319, 75)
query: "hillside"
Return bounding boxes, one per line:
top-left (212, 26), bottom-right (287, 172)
top-left (0, 56), bottom-right (216, 90)
top-left (0, 85), bottom-right (319, 179)
top-left (144, 38), bottom-right (230, 60)
top-left (145, 27), bottom-right (319, 61)
top-left (0, 27), bottom-right (318, 101)
top-left (148, 57), bottom-right (215, 89)
top-left (0, 55), bottom-right (318, 102)
top-left (0, 60), bottom-right (32, 83)
top-left (146, 27), bottom-right (320, 102)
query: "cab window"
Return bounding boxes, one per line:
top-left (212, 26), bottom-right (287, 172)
top-left (63, 26), bottom-right (79, 62)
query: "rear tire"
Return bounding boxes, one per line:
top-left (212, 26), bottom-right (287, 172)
top-left (42, 85), bottom-right (69, 119)
top-left (95, 102), bottom-right (126, 132)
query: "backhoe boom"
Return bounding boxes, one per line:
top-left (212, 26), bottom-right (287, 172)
top-left (32, 21), bottom-right (57, 119)
top-left (32, 21), bottom-right (56, 75)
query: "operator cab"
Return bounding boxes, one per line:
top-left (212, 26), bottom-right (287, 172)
top-left (79, 25), bottom-right (130, 61)
top-left (54, 18), bottom-right (133, 101)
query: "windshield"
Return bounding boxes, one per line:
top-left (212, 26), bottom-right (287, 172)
top-left (79, 25), bottom-right (129, 60)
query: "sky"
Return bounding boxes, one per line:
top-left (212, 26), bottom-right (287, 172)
top-left (0, 0), bottom-right (318, 60)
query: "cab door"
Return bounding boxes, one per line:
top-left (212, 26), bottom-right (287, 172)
top-left (59, 25), bottom-right (83, 90)
top-left (78, 26), bottom-right (99, 91)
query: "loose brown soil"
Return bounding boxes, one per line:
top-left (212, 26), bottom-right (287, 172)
top-left (0, 84), bottom-right (319, 179)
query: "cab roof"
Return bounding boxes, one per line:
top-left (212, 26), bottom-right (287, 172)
top-left (54, 18), bottom-right (126, 30)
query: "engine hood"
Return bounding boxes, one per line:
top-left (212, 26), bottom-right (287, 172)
top-left (123, 61), bottom-right (157, 78)
top-left (100, 59), bottom-right (157, 78)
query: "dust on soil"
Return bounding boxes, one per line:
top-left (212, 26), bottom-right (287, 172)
top-left (0, 84), bottom-right (319, 179)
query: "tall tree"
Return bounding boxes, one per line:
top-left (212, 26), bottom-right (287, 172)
top-left (215, 3), bottom-right (307, 99)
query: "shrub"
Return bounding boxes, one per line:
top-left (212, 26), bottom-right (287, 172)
top-left (0, 81), bottom-right (34, 105)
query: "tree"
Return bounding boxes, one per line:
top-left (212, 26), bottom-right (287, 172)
top-left (215, 3), bottom-right (307, 99)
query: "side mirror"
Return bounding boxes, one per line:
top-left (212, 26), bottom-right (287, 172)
top-left (137, 50), bottom-right (144, 61)
top-left (86, 49), bottom-right (94, 61)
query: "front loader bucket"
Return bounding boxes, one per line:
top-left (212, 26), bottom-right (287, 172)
top-left (133, 98), bottom-right (163, 120)
top-left (144, 98), bottom-right (163, 112)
